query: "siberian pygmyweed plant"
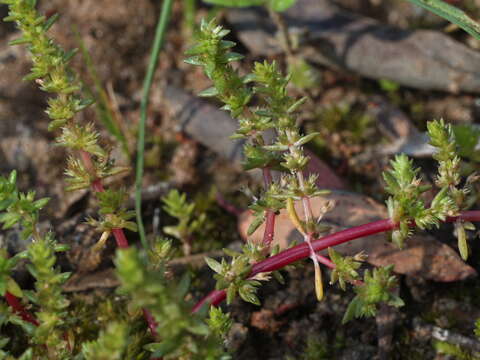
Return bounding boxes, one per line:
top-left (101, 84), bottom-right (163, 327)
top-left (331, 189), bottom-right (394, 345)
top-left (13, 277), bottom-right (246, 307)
top-left (0, 1), bottom-right (227, 359)
top-left (2, 0), bottom-right (480, 358)
top-left (186, 19), bottom-right (480, 325)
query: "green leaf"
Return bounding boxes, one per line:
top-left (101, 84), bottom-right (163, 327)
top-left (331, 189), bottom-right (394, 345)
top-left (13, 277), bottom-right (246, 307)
top-left (47, 119), bottom-right (68, 131)
top-left (294, 132), bottom-right (320, 146)
top-left (378, 78), bottom-right (399, 92)
top-left (268, 0), bottom-right (296, 11)
top-left (198, 86), bottom-right (219, 97)
top-left (8, 170), bottom-right (17, 185)
top-left (188, 322), bottom-right (211, 336)
top-left (242, 73), bottom-right (256, 83)
top-left (2, 15), bottom-right (17, 22)
top-left (455, 221), bottom-right (469, 260)
top-left (220, 40), bottom-right (237, 50)
top-left (184, 56), bottom-right (204, 66)
top-left (147, 338), bottom-right (181, 357)
top-left (342, 296), bottom-right (361, 324)
top-left (43, 13), bottom-right (59, 31)
top-left (54, 243), bottom-right (70, 252)
top-left (75, 98), bottom-right (95, 111)
top-left (243, 144), bottom-right (281, 170)
top-left (273, 271), bottom-right (285, 284)
top-left (33, 197), bottom-right (50, 210)
top-left (0, 278), bottom-right (6, 297)
top-left (247, 215), bottom-right (265, 235)
top-left (225, 52), bottom-right (244, 62)
top-left (452, 124), bottom-right (480, 159)
top-left (388, 295), bottom-right (405, 308)
top-left (6, 277), bottom-right (23, 298)
top-left (202, 0), bottom-right (265, 7)
top-left (8, 36), bottom-right (31, 45)
top-left (238, 284), bottom-right (260, 305)
top-left (404, 0), bottom-right (480, 40)
top-left (0, 337), bottom-right (9, 349)
top-left (175, 273), bottom-right (191, 300)
top-left (25, 264), bottom-right (38, 279)
top-left (263, 144), bottom-right (289, 151)
top-left (31, 15), bottom-right (44, 26)
top-left (287, 96), bottom-right (307, 114)
top-left (163, 225), bottom-right (181, 239)
top-left (0, 213), bottom-right (21, 229)
top-left (0, 199), bottom-right (12, 211)
top-left (205, 257), bottom-right (223, 274)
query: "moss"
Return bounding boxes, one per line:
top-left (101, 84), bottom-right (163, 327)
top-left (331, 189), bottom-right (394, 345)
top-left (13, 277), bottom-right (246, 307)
top-left (434, 340), bottom-right (480, 360)
top-left (300, 335), bottom-right (330, 360)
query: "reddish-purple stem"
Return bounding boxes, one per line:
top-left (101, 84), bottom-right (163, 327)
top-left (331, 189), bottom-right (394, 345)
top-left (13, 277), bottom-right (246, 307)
top-left (315, 253), bottom-right (335, 269)
top-left (91, 179), bottom-right (105, 193)
top-left (143, 308), bottom-right (159, 338)
top-left (112, 228), bottom-right (129, 249)
top-left (216, 193), bottom-right (243, 217)
top-left (263, 211), bottom-right (276, 246)
top-left (192, 211), bottom-right (480, 312)
top-left (78, 150), bottom-right (158, 338)
top-left (5, 291), bottom-right (39, 326)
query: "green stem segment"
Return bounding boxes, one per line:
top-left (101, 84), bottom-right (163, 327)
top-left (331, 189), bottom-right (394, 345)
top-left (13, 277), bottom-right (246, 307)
top-left (262, 168), bottom-right (276, 246)
top-left (135, 0), bottom-right (174, 251)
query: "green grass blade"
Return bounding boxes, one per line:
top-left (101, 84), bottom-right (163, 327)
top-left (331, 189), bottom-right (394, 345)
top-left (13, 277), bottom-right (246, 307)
top-left (183, 0), bottom-right (197, 35)
top-left (136, 0), bottom-right (174, 252)
top-left (404, 0), bottom-right (480, 40)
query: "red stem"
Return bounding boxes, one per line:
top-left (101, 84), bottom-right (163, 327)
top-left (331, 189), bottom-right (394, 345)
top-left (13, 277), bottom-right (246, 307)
top-left (78, 151), bottom-right (158, 338)
top-left (216, 193), bottom-right (243, 217)
top-left (315, 253), bottom-right (335, 269)
top-left (5, 291), bottom-right (39, 326)
top-left (192, 211), bottom-right (480, 312)
top-left (112, 228), bottom-right (129, 249)
top-left (91, 179), bottom-right (105, 193)
top-left (263, 210), bottom-right (276, 246)
top-left (143, 308), bottom-right (159, 338)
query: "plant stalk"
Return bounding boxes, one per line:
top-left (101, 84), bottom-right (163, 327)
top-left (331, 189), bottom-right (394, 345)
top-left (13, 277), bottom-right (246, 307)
top-left (262, 168), bottom-right (276, 246)
top-left (5, 291), bottom-right (39, 326)
top-left (315, 253), bottom-right (335, 269)
top-left (192, 210), bottom-right (480, 312)
top-left (135, 0), bottom-right (174, 252)
top-left (79, 150), bottom-right (157, 334)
